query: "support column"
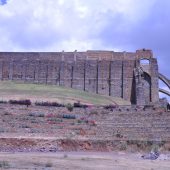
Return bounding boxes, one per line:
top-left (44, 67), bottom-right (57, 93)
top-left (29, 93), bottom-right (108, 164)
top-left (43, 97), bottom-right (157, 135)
top-left (37, 60), bottom-right (40, 83)
top-left (121, 61), bottom-right (124, 98)
top-left (1, 60), bottom-right (3, 80)
top-left (150, 58), bottom-right (159, 103)
top-left (134, 66), bottom-right (145, 105)
top-left (45, 63), bottom-right (48, 84)
top-left (109, 61), bottom-right (111, 96)
top-left (58, 61), bottom-right (61, 86)
top-left (22, 59), bottom-right (27, 81)
top-left (71, 65), bottom-right (74, 88)
top-left (33, 62), bottom-right (36, 81)
top-left (59, 51), bottom-right (65, 86)
top-left (71, 50), bottom-right (77, 88)
top-left (83, 60), bottom-right (86, 91)
top-left (96, 60), bottom-right (99, 94)
top-left (9, 60), bottom-right (14, 80)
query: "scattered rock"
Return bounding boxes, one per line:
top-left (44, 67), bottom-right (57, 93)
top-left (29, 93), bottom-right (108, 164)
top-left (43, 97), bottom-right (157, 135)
top-left (157, 154), bottom-right (169, 160)
top-left (141, 151), bottom-right (160, 160)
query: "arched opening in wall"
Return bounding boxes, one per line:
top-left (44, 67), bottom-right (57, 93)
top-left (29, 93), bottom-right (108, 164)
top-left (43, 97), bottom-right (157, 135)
top-left (140, 59), bottom-right (150, 65)
top-left (159, 92), bottom-right (170, 101)
top-left (159, 79), bottom-right (170, 101)
top-left (142, 72), bottom-right (151, 103)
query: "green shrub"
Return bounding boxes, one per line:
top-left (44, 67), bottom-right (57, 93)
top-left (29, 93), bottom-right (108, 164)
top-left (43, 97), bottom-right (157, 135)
top-left (35, 101), bottom-right (64, 107)
top-left (89, 110), bottom-right (98, 115)
top-left (151, 144), bottom-right (159, 152)
top-left (0, 128), bottom-right (5, 133)
top-left (120, 141), bottom-right (127, 150)
top-left (62, 114), bottom-right (75, 119)
top-left (19, 124), bottom-right (30, 128)
top-left (9, 99), bottom-right (31, 106)
top-left (115, 130), bottom-right (123, 138)
top-left (0, 100), bottom-right (7, 104)
top-left (0, 161), bottom-right (10, 168)
top-left (66, 103), bottom-right (73, 112)
top-left (45, 162), bottom-right (53, 167)
top-left (29, 112), bottom-right (45, 117)
top-left (4, 112), bottom-right (10, 115)
top-left (77, 119), bottom-right (82, 124)
top-left (37, 113), bottom-right (45, 117)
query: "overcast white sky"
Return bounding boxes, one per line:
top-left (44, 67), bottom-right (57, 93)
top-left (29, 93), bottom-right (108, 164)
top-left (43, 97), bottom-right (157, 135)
top-left (0, 0), bottom-right (170, 99)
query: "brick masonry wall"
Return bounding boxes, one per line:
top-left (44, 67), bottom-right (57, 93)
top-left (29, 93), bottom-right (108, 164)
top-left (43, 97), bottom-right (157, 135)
top-left (0, 49), bottom-right (159, 104)
top-left (110, 60), bottom-right (122, 98)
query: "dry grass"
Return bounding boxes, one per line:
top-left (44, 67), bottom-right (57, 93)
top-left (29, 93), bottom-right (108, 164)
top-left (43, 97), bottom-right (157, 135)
top-left (0, 81), bottom-right (130, 105)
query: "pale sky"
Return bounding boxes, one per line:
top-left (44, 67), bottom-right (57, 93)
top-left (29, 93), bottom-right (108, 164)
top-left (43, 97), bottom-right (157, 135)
top-left (0, 0), bottom-right (170, 99)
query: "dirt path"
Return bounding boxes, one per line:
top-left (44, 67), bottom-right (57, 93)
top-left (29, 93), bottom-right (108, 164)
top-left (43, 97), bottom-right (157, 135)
top-left (0, 152), bottom-right (169, 170)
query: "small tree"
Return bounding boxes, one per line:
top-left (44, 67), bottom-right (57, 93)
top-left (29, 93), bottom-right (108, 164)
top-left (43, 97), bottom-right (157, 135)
top-left (66, 103), bottom-right (73, 112)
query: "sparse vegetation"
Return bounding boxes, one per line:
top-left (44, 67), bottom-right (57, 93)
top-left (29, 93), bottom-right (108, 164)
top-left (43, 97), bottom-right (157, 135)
top-left (31, 120), bottom-right (39, 123)
top-left (35, 101), bottom-right (64, 107)
top-left (45, 162), bottom-right (53, 167)
top-left (9, 99), bottom-right (31, 106)
top-left (88, 120), bottom-right (96, 126)
top-left (120, 141), bottom-right (127, 150)
top-left (136, 141), bottom-right (151, 150)
top-left (28, 112), bottom-right (45, 117)
top-left (73, 101), bottom-right (88, 108)
top-left (77, 119), bottom-right (83, 124)
top-left (0, 80), bottom-right (168, 168)
top-left (62, 114), bottom-right (76, 119)
top-left (89, 110), bottom-right (98, 115)
top-left (4, 112), bottom-right (11, 115)
top-left (28, 112), bottom-right (36, 117)
top-left (103, 104), bottom-right (117, 110)
top-left (0, 161), bottom-right (10, 168)
top-left (65, 103), bottom-right (73, 112)
top-left (37, 113), bottom-right (45, 117)
top-left (0, 81), bottom-right (130, 105)
top-left (101, 110), bottom-right (108, 114)
top-left (19, 124), bottom-right (30, 128)
top-left (0, 100), bottom-right (8, 104)
top-left (125, 140), bottom-right (163, 151)
top-left (0, 128), bottom-right (5, 133)
top-left (47, 118), bottom-right (63, 123)
top-left (115, 130), bottom-right (123, 138)
top-left (151, 144), bottom-right (160, 152)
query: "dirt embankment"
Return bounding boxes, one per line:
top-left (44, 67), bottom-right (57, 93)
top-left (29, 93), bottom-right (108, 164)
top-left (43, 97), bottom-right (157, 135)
top-left (0, 103), bottom-right (169, 153)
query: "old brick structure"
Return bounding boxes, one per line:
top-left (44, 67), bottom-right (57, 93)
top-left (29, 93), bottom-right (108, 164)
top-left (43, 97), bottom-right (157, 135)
top-left (0, 49), bottom-right (159, 105)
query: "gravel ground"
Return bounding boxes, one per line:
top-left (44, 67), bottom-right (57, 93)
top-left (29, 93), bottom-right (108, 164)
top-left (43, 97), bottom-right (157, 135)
top-left (0, 152), bottom-right (170, 170)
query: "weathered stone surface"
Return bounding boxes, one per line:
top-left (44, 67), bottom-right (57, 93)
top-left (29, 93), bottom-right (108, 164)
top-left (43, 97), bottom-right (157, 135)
top-left (0, 49), bottom-right (160, 105)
